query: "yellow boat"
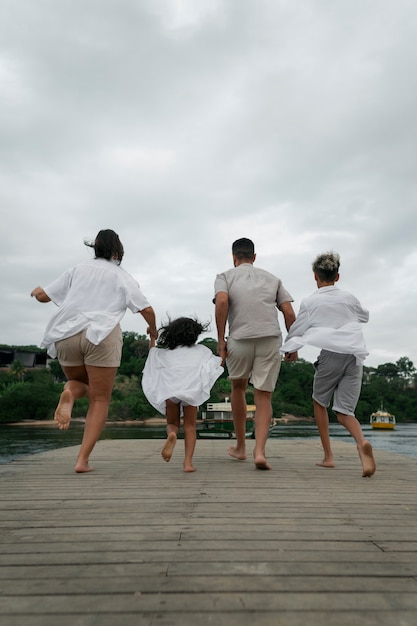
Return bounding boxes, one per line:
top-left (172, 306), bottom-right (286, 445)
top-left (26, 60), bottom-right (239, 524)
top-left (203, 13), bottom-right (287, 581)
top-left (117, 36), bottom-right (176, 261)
top-left (370, 406), bottom-right (396, 430)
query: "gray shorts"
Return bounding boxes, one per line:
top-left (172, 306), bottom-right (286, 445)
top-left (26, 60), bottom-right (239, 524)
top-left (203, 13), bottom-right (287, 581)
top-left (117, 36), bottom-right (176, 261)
top-left (226, 336), bottom-right (282, 392)
top-left (313, 350), bottom-right (363, 416)
top-left (56, 325), bottom-right (123, 368)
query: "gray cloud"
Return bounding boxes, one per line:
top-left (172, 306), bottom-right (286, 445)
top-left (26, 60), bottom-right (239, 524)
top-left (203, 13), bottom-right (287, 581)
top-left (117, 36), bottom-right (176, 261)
top-left (1, 0), bottom-right (416, 368)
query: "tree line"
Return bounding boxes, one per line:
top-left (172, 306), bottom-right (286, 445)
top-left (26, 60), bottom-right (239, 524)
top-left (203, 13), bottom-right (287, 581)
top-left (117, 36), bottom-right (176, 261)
top-left (0, 334), bottom-right (416, 424)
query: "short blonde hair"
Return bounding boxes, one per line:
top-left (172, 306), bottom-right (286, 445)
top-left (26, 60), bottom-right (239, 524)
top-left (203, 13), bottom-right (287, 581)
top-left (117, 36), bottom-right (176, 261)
top-left (312, 251), bottom-right (340, 282)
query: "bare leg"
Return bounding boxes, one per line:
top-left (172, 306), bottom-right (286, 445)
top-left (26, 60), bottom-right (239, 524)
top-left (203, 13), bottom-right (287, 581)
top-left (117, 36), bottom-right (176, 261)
top-left (337, 412), bottom-right (376, 477)
top-left (227, 378), bottom-right (248, 461)
top-left (162, 400), bottom-right (180, 462)
top-left (182, 405), bottom-right (197, 472)
top-left (314, 400), bottom-right (335, 468)
top-left (55, 365), bottom-right (89, 430)
top-left (253, 389), bottom-right (272, 470)
top-left (74, 365), bottom-right (117, 473)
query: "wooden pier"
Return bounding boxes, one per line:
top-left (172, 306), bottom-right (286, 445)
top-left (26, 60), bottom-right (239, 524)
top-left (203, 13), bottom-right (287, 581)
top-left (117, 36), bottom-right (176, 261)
top-left (1, 438), bottom-right (417, 625)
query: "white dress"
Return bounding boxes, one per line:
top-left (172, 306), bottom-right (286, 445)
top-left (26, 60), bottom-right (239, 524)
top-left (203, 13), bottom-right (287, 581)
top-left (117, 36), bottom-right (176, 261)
top-left (142, 344), bottom-right (224, 415)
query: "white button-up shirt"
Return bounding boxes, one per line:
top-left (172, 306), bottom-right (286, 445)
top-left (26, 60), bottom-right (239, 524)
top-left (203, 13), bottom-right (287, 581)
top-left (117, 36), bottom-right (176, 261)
top-left (280, 286), bottom-right (369, 364)
top-left (41, 258), bottom-right (151, 358)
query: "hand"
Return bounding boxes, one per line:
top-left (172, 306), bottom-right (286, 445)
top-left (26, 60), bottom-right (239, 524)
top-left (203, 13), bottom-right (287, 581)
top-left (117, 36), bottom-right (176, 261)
top-left (284, 351), bottom-right (298, 362)
top-left (30, 287), bottom-right (50, 303)
top-left (147, 326), bottom-right (158, 341)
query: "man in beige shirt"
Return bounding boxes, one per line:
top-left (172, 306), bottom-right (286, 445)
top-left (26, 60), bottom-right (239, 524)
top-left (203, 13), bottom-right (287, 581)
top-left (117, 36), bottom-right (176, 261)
top-left (214, 238), bottom-right (297, 470)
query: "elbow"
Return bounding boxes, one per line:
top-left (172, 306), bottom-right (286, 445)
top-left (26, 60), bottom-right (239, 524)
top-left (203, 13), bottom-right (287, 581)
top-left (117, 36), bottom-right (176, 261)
top-left (140, 306), bottom-right (154, 315)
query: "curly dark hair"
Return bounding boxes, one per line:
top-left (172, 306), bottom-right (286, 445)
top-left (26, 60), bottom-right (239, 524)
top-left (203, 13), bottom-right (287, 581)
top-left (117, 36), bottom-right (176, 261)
top-left (84, 229), bottom-right (124, 265)
top-left (157, 317), bottom-right (209, 350)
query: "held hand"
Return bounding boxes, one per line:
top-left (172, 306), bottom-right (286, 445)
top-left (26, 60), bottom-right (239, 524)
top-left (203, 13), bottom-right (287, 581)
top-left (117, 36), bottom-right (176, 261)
top-left (30, 287), bottom-right (50, 303)
top-left (30, 287), bottom-right (41, 298)
top-left (147, 326), bottom-right (158, 341)
top-left (284, 351), bottom-right (298, 362)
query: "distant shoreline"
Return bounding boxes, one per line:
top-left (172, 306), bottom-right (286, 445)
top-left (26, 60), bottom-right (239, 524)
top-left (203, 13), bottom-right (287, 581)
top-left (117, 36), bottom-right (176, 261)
top-left (5, 416), bottom-right (167, 427)
top-left (273, 415), bottom-right (315, 424)
top-left (5, 415), bottom-right (314, 427)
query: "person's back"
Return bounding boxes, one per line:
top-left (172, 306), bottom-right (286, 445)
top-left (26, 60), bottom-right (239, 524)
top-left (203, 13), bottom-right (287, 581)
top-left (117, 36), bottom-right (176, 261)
top-left (301, 285), bottom-right (369, 331)
top-left (215, 263), bottom-right (288, 340)
top-left (144, 343), bottom-right (222, 409)
top-left (47, 258), bottom-right (134, 311)
top-left (42, 257), bottom-right (149, 356)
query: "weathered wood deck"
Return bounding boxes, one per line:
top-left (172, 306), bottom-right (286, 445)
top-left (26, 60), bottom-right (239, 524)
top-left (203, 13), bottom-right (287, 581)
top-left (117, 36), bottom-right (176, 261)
top-left (1, 438), bottom-right (417, 626)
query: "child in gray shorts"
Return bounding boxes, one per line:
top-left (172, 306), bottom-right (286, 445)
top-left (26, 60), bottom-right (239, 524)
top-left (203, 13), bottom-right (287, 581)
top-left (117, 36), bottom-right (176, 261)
top-left (281, 252), bottom-right (376, 477)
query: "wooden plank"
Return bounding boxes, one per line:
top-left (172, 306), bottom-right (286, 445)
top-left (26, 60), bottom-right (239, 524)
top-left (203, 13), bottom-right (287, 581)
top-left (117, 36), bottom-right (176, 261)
top-left (1, 439), bottom-right (417, 626)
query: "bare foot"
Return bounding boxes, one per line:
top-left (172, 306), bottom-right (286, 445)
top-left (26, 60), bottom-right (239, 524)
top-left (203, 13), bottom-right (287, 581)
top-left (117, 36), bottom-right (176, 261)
top-left (254, 453), bottom-right (271, 470)
top-left (227, 446), bottom-right (247, 461)
top-left (358, 441), bottom-right (376, 477)
top-left (316, 459), bottom-right (335, 468)
top-left (54, 389), bottom-right (73, 431)
top-left (183, 463), bottom-right (197, 473)
top-left (161, 432), bottom-right (177, 462)
top-left (74, 460), bottom-right (94, 473)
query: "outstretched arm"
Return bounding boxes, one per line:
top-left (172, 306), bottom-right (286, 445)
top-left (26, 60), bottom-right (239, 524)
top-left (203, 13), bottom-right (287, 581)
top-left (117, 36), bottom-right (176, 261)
top-left (214, 291), bottom-right (229, 365)
top-left (30, 287), bottom-right (51, 303)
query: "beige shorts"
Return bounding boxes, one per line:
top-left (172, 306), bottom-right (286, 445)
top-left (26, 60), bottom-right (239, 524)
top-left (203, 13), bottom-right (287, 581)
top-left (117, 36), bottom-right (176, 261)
top-left (56, 325), bottom-right (123, 368)
top-left (226, 336), bottom-right (282, 392)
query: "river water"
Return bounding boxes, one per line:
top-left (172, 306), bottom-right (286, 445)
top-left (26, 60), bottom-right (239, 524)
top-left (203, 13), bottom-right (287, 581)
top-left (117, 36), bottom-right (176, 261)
top-left (1, 421), bottom-right (416, 465)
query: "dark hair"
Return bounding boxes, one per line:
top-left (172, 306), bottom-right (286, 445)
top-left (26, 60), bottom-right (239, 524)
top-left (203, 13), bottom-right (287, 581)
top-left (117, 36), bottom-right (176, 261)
top-left (312, 251), bottom-right (340, 282)
top-left (157, 316), bottom-right (209, 350)
top-left (232, 238), bottom-right (255, 260)
top-left (85, 229), bottom-right (124, 265)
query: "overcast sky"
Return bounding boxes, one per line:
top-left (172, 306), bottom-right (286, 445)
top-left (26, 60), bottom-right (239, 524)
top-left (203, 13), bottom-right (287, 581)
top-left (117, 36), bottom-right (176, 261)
top-left (2, 0), bottom-right (417, 368)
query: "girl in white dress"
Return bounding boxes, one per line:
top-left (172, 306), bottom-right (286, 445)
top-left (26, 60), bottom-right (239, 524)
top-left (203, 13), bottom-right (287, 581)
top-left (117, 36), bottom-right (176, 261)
top-left (142, 317), bottom-right (223, 472)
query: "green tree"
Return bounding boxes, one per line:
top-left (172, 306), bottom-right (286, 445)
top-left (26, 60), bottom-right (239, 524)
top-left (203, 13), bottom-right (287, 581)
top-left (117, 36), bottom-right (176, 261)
top-left (110, 374), bottom-right (157, 419)
top-left (0, 380), bottom-right (60, 423)
top-left (9, 359), bottom-right (26, 382)
top-left (118, 332), bottom-right (150, 377)
top-left (272, 359), bottom-right (315, 417)
top-left (375, 362), bottom-right (399, 381)
top-left (48, 359), bottom-right (66, 382)
top-left (396, 357), bottom-right (416, 381)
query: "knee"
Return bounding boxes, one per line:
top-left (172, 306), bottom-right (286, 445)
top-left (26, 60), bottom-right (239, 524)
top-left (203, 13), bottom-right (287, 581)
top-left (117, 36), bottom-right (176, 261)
top-left (336, 412), bottom-right (351, 426)
top-left (254, 389), bottom-right (272, 403)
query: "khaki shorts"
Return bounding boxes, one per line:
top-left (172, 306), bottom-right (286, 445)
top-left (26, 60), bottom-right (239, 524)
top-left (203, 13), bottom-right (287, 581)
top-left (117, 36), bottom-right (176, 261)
top-left (226, 336), bottom-right (282, 392)
top-left (56, 325), bottom-right (123, 368)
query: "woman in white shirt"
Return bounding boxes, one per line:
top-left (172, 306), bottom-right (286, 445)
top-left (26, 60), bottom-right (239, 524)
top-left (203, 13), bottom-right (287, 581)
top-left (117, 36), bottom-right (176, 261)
top-left (31, 229), bottom-right (157, 473)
